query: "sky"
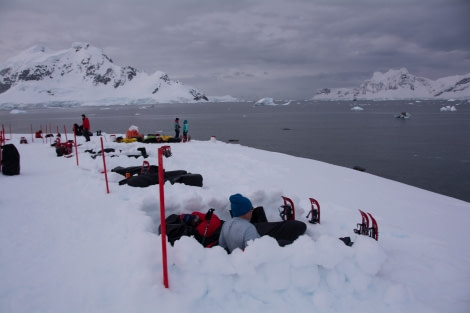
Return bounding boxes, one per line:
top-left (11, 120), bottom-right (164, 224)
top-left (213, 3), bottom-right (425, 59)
top-left (1, 130), bottom-right (469, 312)
top-left (1, 0), bottom-right (470, 100)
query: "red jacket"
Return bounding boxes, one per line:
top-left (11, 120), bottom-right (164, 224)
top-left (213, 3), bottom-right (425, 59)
top-left (82, 117), bottom-right (90, 130)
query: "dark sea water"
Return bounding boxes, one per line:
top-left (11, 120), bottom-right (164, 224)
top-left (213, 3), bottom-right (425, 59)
top-left (1, 100), bottom-right (469, 203)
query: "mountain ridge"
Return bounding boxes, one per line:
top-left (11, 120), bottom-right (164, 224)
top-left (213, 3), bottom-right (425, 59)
top-left (0, 42), bottom-right (208, 108)
top-left (312, 68), bottom-right (470, 100)
top-left (1, 43), bottom-right (469, 106)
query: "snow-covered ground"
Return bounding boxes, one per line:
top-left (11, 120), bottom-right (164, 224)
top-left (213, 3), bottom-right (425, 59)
top-left (1, 133), bottom-right (469, 313)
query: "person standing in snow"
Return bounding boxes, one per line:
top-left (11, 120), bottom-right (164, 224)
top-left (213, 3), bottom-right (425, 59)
top-left (219, 194), bottom-right (306, 253)
top-left (174, 118), bottom-right (181, 139)
top-left (81, 114), bottom-right (91, 142)
top-left (182, 119), bottom-right (189, 141)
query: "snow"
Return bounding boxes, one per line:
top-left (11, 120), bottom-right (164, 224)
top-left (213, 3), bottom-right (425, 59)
top-left (1, 133), bottom-right (469, 313)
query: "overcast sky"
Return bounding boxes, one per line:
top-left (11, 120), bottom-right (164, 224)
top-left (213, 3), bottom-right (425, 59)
top-left (1, 0), bottom-right (469, 100)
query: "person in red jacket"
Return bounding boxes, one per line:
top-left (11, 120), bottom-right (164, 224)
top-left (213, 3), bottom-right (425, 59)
top-left (81, 114), bottom-right (91, 142)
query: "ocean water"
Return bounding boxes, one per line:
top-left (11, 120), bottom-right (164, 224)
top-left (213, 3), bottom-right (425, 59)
top-left (1, 100), bottom-right (469, 203)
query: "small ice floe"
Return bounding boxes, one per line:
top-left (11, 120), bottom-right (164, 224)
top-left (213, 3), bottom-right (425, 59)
top-left (350, 106), bottom-right (364, 111)
top-left (440, 105), bottom-right (457, 112)
top-left (10, 109), bottom-right (27, 114)
top-left (254, 97), bottom-right (276, 106)
top-left (254, 98), bottom-right (291, 106)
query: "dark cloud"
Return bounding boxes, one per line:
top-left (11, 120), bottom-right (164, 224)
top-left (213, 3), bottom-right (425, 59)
top-left (0, 0), bottom-right (468, 99)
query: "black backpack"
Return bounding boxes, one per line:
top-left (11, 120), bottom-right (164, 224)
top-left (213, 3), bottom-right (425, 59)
top-left (159, 214), bottom-right (197, 245)
top-left (1, 144), bottom-right (20, 175)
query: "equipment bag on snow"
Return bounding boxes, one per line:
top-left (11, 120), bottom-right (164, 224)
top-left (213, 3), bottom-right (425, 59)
top-left (55, 141), bottom-right (73, 157)
top-left (112, 165), bottom-right (158, 177)
top-left (113, 164), bottom-right (203, 188)
top-left (123, 170), bottom-right (188, 187)
top-left (1, 144), bottom-right (20, 175)
top-left (168, 173), bottom-right (203, 187)
top-left (160, 214), bottom-right (197, 245)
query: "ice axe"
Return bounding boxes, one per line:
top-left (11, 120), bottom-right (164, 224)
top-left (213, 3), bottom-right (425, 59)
top-left (201, 208), bottom-right (215, 246)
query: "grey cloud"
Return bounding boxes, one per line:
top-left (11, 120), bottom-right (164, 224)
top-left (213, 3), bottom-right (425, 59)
top-left (0, 0), bottom-right (469, 99)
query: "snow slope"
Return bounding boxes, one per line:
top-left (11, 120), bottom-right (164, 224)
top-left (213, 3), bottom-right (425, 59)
top-left (0, 133), bottom-right (469, 313)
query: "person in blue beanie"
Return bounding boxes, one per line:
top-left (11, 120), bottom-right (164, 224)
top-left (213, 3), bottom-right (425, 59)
top-left (218, 194), bottom-right (260, 253)
top-left (219, 194), bottom-right (306, 253)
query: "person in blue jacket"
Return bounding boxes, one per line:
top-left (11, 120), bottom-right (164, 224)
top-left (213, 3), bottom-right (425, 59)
top-left (182, 119), bottom-right (189, 141)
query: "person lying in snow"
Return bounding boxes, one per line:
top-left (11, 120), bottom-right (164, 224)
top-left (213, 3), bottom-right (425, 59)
top-left (162, 194), bottom-right (306, 252)
top-left (218, 193), bottom-right (307, 253)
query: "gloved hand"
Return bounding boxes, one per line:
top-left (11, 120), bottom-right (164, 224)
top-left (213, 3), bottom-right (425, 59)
top-left (182, 214), bottom-right (200, 226)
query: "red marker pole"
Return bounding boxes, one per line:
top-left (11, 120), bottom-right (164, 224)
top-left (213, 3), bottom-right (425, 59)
top-left (158, 145), bottom-right (172, 288)
top-left (100, 137), bottom-right (110, 194)
top-left (73, 130), bottom-right (79, 166)
top-left (64, 125), bottom-right (68, 141)
top-left (0, 128), bottom-right (2, 170)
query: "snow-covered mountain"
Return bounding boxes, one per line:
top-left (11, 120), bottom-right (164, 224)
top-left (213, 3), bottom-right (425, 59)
top-left (312, 68), bottom-right (470, 100)
top-left (0, 42), bottom-right (209, 108)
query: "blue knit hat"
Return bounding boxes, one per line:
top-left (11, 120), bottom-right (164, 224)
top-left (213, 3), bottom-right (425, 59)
top-left (230, 194), bottom-right (253, 217)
